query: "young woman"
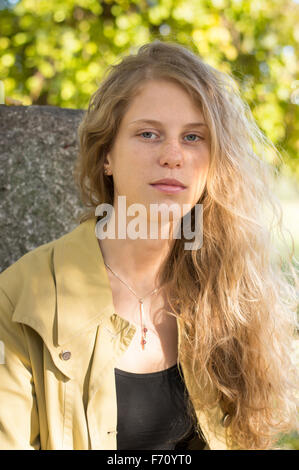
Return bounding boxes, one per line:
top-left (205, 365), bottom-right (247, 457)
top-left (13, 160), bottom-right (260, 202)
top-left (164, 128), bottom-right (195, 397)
top-left (0, 41), bottom-right (298, 450)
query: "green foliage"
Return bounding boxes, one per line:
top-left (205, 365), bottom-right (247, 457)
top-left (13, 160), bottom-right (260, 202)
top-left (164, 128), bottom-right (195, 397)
top-left (0, 0), bottom-right (298, 180)
top-left (276, 430), bottom-right (299, 450)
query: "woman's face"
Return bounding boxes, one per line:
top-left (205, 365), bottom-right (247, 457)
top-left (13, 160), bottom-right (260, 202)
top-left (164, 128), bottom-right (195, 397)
top-left (105, 78), bottom-right (210, 222)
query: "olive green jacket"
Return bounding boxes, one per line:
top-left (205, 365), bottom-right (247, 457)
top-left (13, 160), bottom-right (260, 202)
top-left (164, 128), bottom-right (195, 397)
top-left (0, 217), bottom-right (232, 450)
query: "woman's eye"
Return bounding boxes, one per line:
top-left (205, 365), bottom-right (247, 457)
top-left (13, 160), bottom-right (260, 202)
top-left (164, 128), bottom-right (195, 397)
top-left (184, 134), bottom-right (202, 142)
top-left (139, 131), bottom-right (157, 139)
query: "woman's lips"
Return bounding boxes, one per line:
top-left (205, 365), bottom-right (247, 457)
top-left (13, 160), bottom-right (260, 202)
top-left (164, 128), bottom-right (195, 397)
top-left (150, 183), bottom-right (186, 193)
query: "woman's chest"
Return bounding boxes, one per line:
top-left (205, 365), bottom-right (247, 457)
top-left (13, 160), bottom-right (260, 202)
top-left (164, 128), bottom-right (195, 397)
top-left (112, 294), bottom-right (179, 373)
top-left (114, 316), bottom-right (179, 373)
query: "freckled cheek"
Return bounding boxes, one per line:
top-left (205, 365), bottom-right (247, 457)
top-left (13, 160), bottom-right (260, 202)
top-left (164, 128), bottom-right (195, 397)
top-left (114, 158), bottom-right (149, 194)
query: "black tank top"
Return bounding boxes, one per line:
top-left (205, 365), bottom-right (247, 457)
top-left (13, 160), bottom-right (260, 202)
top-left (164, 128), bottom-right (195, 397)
top-left (114, 363), bottom-right (197, 450)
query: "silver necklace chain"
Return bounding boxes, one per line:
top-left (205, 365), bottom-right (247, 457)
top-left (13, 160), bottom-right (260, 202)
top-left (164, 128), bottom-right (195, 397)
top-left (104, 261), bottom-right (160, 302)
top-left (104, 261), bottom-right (163, 350)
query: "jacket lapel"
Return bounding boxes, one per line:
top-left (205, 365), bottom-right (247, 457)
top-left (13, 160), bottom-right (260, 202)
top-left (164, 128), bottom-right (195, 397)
top-left (54, 216), bottom-right (115, 347)
top-left (86, 313), bottom-right (136, 449)
top-left (11, 217), bottom-right (118, 380)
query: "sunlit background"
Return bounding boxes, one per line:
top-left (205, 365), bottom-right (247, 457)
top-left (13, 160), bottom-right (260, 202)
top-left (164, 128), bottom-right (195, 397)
top-left (0, 0), bottom-right (298, 449)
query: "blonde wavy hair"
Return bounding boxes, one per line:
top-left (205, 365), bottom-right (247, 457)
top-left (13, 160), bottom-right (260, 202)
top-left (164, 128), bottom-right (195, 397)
top-left (73, 40), bottom-right (299, 450)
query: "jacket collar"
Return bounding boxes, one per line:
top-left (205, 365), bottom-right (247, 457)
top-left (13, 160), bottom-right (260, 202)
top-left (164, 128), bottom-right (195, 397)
top-left (11, 216), bottom-right (117, 349)
top-left (53, 216), bottom-right (115, 346)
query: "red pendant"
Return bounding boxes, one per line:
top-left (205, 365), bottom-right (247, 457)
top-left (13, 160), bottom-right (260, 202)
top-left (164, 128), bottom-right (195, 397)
top-left (143, 327), bottom-right (148, 334)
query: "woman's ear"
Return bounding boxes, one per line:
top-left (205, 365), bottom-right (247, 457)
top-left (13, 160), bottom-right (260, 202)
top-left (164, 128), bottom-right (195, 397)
top-left (104, 151), bottom-right (112, 166)
top-left (103, 152), bottom-right (113, 176)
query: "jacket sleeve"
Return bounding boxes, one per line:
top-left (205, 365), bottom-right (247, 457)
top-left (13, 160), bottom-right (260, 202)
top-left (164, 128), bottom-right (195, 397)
top-left (0, 286), bottom-right (40, 449)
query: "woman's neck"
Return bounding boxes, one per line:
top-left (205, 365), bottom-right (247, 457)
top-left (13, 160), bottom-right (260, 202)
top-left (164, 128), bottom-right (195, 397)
top-left (97, 235), bottom-right (171, 292)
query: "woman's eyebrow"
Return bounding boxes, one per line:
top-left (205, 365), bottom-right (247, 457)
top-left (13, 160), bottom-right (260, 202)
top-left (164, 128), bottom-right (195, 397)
top-left (129, 118), bottom-right (208, 128)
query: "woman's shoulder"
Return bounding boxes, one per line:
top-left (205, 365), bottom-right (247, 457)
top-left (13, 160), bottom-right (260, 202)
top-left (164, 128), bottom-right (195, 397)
top-left (0, 217), bottom-right (98, 310)
top-left (0, 218), bottom-right (95, 293)
top-left (0, 238), bottom-right (59, 299)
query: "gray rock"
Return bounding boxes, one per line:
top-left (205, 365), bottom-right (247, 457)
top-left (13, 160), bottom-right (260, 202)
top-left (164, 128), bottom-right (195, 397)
top-left (0, 105), bottom-right (86, 272)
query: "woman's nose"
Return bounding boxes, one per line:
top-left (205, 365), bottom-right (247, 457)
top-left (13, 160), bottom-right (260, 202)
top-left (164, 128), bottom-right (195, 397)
top-left (159, 142), bottom-right (184, 168)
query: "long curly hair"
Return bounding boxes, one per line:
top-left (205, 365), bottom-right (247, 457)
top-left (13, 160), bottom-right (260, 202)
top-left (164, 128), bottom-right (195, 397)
top-left (73, 40), bottom-right (299, 450)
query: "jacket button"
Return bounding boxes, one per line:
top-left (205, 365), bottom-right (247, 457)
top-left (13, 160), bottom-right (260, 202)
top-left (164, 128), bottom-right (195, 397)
top-left (221, 413), bottom-right (232, 427)
top-left (59, 350), bottom-right (71, 361)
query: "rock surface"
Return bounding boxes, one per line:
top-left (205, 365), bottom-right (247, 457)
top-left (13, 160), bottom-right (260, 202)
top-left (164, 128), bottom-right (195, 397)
top-left (0, 104), bottom-right (87, 272)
